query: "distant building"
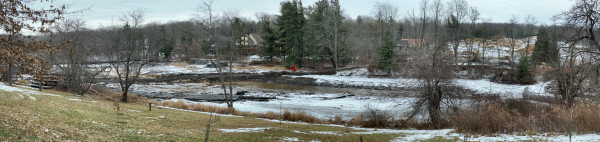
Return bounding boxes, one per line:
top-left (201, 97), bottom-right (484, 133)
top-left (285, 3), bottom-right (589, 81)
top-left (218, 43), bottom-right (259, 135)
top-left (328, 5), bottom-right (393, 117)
top-left (395, 39), bottom-right (425, 60)
top-left (237, 33), bottom-right (263, 56)
top-left (396, 39), bottom-right (425, 51)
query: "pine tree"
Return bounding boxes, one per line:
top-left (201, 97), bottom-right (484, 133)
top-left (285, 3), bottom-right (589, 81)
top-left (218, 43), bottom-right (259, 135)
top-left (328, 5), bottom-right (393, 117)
top-left (180, 22), bottom-right (195, 60)
top-left (158, 25), bottom-right (173, 60)
top-left (277, 0), bottom-right (306, 68)
top-left (305, 0), bottom-right (328, 67)
top-left (259, 21), bottom-right (279, 61)
top-left (532, 26), bottom-right (559, 65)
top-left (377, 31), bottom-right (397, 73)
top-left (515, 56), bottom-right (533, 83)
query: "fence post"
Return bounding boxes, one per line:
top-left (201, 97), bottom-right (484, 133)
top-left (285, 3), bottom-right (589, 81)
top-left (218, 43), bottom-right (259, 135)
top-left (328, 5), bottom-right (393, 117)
top-left (149, 103), bottom-right (152, 111)
top-left (205, 123), bottom-right (211, 142)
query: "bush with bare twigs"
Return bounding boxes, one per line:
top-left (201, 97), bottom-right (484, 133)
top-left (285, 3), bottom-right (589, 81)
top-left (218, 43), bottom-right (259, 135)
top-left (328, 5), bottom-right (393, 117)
top-left (451, 99), bottom-right (600, 135)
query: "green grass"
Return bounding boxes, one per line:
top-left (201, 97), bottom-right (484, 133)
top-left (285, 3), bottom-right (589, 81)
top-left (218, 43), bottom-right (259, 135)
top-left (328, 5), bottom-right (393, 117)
top-left (0, 86), bottom-right (405, 141)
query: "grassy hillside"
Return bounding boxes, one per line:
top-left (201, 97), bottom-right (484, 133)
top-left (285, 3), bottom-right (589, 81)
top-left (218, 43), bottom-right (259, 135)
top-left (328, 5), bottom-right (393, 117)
top-left (0, 85), bottom-right (407, 141)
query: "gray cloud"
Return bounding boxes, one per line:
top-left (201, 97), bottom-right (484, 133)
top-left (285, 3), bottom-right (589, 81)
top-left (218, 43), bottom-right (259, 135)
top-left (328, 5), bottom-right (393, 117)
top-left (29, 0), bottom-right (573, 29)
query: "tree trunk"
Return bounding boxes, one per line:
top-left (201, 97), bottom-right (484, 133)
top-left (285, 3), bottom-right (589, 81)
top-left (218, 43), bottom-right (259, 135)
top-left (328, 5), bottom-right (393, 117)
top-left (454, 43), bottom-right (459, 71)
top-left (39, 65), bottom-right (43, 91)
top-left (467, 42), bottom-right (472, 75)
top-left (121, 87), bottom-right (128, 102)
top-left (428, 91), bottom-right (442, 128)
top-left (228, 48), bottom-right (234, 108)
top-left (8, 64), bottom-right (12, 86)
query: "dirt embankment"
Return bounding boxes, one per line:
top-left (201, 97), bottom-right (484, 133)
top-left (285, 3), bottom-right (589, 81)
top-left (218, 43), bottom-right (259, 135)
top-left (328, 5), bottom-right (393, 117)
top-left (100, 69), bottom-right (402, 91)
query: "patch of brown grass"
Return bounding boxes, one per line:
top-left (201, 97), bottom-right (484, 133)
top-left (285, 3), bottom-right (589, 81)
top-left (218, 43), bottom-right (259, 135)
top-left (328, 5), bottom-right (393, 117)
top-left (83, 86), bottom-right (156, 104)
top-left (347, 115), bottom-right (364, 126)
top-left (160, 100), bottom-right (321, 124)
top-left (161, 100), bottom-right (190, 110)
top-left (451, 100), bottom-right (600, 135)
top-left (170, 62), bottom-right (189, 67)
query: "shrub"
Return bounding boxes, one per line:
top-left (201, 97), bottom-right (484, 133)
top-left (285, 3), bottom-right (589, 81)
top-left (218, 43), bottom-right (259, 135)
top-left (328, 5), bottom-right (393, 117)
top-left (451, 99), bottom-right (600, 135)
top-left (362, 104), bottom-right (392, 128)
top-left (515, 56), bottom-right (534, 84)
top-left (249, 60), bottom-right (262, 65)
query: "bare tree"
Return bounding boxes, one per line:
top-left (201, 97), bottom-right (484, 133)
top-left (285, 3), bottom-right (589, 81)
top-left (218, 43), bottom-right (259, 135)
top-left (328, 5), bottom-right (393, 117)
top-left (506, 15), bottom-right (519, 70)
top-left (53, 16), bottom-right (108, 96)
top-left (419, 0), bottom-right (430, 48)
top-left (405, 25), bottom-right (460, 129)
top-left (523, 15), bottom-right (537, 58)
top-left (447, 0), bottom-right (468, 71)
top-left (222, 8), bottom-right (246, 108)
top-left (430, 0), bottom-right (444, 50)
top-left (478, 18), bottom-right (493, 75)
top-left (466, 7), bottom-right (479, 75)
top-left (372, 1), bottom-right (400, 46)
top-left (193, 0), bottom-right (238, 109)
top-left (100, 10), bottom-right (149, 102)
top-left (119, 9), bottom-right (145, 28)
top-left (321, 0), bottom-right (349, 70)
top-left (550, 0), bottom-right (600, 104)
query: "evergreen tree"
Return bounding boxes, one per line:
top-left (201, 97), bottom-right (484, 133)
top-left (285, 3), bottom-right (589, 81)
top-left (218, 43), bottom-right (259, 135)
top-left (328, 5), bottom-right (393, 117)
top-left (515, 56), bottom-right (533, 83)
top-left (532, 26), bottom-right (559, 65)
top-left (158, 25), bottom-right (173, 60)
top-left (180, 22), bottom-right (195, 60)
top-left (305, 0), bottom-right (328, 66)
top-left (377, 31), bottom-right (397, 72)
top-left (259, 21), bottom-right (279, 61)
top-left (277, 0), bottom-right (306, 68)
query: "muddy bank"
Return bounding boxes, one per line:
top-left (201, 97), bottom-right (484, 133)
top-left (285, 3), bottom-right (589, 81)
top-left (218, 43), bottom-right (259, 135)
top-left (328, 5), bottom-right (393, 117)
top-left (98, 70), bottom-right (403, 90)
top-left (144, 72), bottom-right (404, 90)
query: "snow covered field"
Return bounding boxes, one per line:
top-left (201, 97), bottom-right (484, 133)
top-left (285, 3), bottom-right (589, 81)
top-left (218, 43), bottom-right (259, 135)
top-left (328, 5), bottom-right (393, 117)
top-left (293, 73), bottom-right (550, 98)
top-left (1, 83), bottom-right (599, 141)
top-left (140, 64), bottom-right (276, 75)
top-left (171, 92), bottom-right (413, 120)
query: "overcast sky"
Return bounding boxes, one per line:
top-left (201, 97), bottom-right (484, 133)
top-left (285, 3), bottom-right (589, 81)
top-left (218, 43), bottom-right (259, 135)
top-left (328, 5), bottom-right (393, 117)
top-left (31, 0), bottom-right (574, 29)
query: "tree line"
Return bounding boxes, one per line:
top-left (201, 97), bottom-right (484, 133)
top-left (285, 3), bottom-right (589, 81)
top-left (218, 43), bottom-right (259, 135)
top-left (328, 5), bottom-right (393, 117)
top-left (3, 0), bottom-right (600, 125)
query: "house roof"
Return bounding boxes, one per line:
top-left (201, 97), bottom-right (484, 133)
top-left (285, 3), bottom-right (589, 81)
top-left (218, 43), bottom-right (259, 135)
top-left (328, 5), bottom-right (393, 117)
top-left (397, 40), bottom-right (409, 47)
top-left (249, 33), bottom-right (263, 45)
top-left (400, 39), bottom-right (424, 47)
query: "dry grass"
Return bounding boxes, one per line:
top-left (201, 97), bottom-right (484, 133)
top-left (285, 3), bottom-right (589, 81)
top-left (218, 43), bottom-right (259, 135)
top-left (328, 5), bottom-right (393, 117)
top-left (451, 99), bottom-right (600, 135)
top-left (170, 62), bottom-right (189, 67)
top-left (85, 86), bottom-right (157, 104)
top-left (0, 85), bottom-right (404, 141)
top-left (160, 100), bottom-right (321, 124)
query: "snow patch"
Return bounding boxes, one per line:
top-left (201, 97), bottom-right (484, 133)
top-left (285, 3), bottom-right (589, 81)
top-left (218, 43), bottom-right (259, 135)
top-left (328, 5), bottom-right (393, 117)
top-left (220, 127), bottom-right (271, 133)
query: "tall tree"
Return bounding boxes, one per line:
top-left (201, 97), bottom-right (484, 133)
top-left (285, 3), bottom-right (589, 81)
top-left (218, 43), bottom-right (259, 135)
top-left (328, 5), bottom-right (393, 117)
top-left (53, 16), bottom-right (108, 96)
top-left (321, 0), bottom-right (349, 70)
top-left (305, 0), bottom-right (328, 65)
top-left (179, 22), bottom-right (196, 61)
top-left (506, 15), bottom-right (519, 69)
top-left (466, 7), bottom-right (479, 75)
top-left (523, 15), bottom-right (537, 58)
top-left (377, 31), bottom-right (397, 74)
top-left (158, 25), bottom-right (174, 60)
top-left (101, 9), bottom-right (149, 102)
top-left (0, 0), bottom-right (71, 86)
top-left (447, 0), bottom-right (468, 71)
top-left (277, 0), bottom-right (306, 67)
top-left (259, 21), bottom-right (279, 61)
top-left (551, 0), bottom-right (600, 104)
top-left (531, 26), bottom-right (558, 65)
